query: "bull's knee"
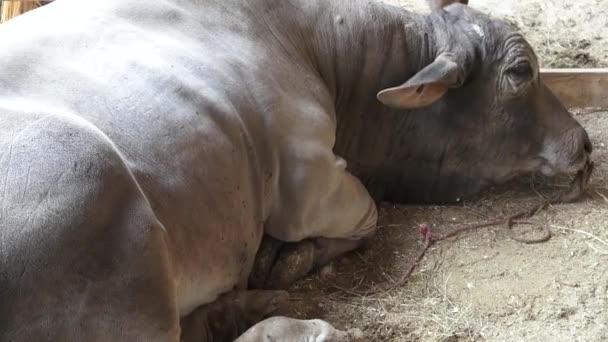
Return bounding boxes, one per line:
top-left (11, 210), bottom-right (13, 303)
top-left (265, 145), bottom-right (378, 243)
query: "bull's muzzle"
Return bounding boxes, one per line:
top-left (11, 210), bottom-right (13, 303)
top-left (540, 126), bottom-right (592, 176)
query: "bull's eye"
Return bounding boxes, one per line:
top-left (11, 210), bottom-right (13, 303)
top-left (507, 62), bottom-right (533, 80)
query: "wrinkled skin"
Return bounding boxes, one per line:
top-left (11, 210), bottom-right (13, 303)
top-left (330, 2), bottom-right (592, 204)
top-left (0, 0), bottom-right (590, 340)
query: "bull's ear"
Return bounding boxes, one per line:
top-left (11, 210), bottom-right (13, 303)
top-left (426, 0), bottom-right (468, 10)
top-left (377, 55), bottom-right (461, 109)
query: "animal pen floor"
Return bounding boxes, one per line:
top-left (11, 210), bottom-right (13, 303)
top-left (282, 0), bottom-right (608, 341)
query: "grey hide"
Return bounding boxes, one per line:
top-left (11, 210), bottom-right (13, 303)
top-left (0, 0), bottom-right (591, 340)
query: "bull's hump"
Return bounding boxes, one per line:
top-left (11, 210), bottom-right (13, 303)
top-left (0, 0), bottom-right (270, 104)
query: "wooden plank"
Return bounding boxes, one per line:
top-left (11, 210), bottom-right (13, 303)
top-left (541, 68), bottom-right (608, 110)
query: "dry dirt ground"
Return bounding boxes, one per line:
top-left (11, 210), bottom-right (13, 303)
top-left (282, 1), bottom-right (608, 341)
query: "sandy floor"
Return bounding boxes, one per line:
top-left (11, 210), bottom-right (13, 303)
top-left (283, 1), bottom-right (608, 341)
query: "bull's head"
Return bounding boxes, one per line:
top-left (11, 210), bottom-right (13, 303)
top-left (366, 0), bottom-right (592, 203)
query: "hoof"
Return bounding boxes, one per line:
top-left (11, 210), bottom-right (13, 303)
top-left (266, 240), bottom-right (315, 289)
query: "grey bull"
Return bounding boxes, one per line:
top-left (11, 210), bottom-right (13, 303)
top-left (0, 0), bottom-right (591, 340)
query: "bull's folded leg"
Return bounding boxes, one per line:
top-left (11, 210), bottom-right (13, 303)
top-left (180, 290), bottom-right (289, 342)
top-left (248, 235), bottom-right (285, 289)
top-left (262, 145), bottom-right (378, 289)
top-left (311, 237), bottom-right (368, 267)
top-left (263, 237), bottom-right (367, 289)
top-left (265, 240), bottom-right (316, 289)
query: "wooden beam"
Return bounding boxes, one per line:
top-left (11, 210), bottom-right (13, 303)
top-left (541, 68), bottom-right (608, 110)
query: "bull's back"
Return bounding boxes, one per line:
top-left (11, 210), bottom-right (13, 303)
top-left (0, 111), bottom-right (180, 341)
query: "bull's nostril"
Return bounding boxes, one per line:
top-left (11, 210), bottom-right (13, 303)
top-left (584, 138), bottom-right (593, 154)
top-left (577, 128), bottom-right (593, 154)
